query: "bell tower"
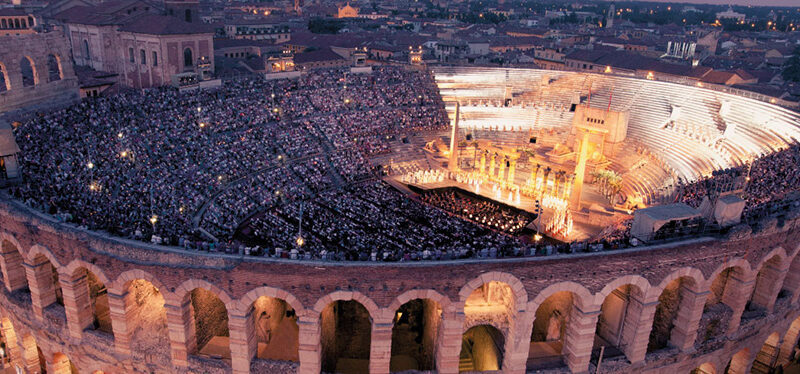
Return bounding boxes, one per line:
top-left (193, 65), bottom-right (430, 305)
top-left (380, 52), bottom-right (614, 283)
top-left (165, 0), bottom-right (199, 23)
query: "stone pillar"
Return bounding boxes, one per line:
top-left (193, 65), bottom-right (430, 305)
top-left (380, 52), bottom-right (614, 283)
top-left (50, 354), bottom-right (71, 374)
top-left (508, 160), bottom-right (516, 183)
top-left (479, 153), bottom-right (486, 175)
top-left (751, 262), bottom-right (789, 312)
top-left (60, 271), bottom-right (94, 339)
top-left (369, 321), bottom-right (392, 374)
top-left (722, 274), bottom-right (756, 334)
top-left (498, 159), bottom-right (506, 182)
top-left (504, 310), bottom-right (534, 374)
top-left (229, 311), bottom-right (253, 374)
top-left (108, 290), bottom-right (134, 356)
top-left (562, 305), bottom-right (600, 373)
top-left (784, 265), bottom-right (800, 304)
top-left (728, 351), bottom-right (754, 374)
top-left (165, 298), bottom-right (195, 370)
top-left (0, 249), bottom-right (27, 292)
top-left (669, 288), bottom-right (709, 351)
top-left (489, 154), bottom-right (495, 178)
top-left (24, 257), bottom-right (57, 320)
top-left (436, 311), bottom-right (464, 374)
top-left (619, 294), bottom-right (658, 364)
top-left (297, 315), bottom-right (321, 374)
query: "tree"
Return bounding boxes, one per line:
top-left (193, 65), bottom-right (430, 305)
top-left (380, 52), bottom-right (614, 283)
top-left (783, 47), bottom-right (800, 83)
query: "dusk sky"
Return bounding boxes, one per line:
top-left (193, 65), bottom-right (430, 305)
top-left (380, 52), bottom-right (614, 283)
top-left (612, 0), bottom-right (800, 7)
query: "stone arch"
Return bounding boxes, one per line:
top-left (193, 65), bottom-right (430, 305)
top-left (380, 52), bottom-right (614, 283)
top-left (389, 295), bottom-right (444, 372)
top-left (318, 295), bottom-right (373, 374)
top-left (238, 286), bottom-right (302, 363)
top-left (313, 290), bottom-right (380, 317)
top-left (46, 54), bottom-right (62, 82)
top-left (692, 362), bottom-right (717, 374)
top-left (460, 324), bottom-right (504, 372)
top-left (63, 261), bottom-right (112, 334)
top-left (778, 315), bottom-right (800, 365)
top-left (52, 352), bottom-right (78, 374)
top-left (387, 289), bottom-right (454, 317)
top-left (172, 280), bottom-right (233, 363)
top-left (526, 282), bottom-right (594, 371)
top-left (109, 269), bottom-right (169, 297)
top-left (726, 347), bottom-right (752, 373)
top-left (592, 277), bottom-right (651, 364)
top-left (647, 268), bottom-right (705, 353)
top-left (19, 334), bottom-right (44, 374)
top-left (112, 276), bottom-right (171, 365)
top-left (459, 272), bottom-right (527, 309)
top-left (19, 56), bottom-right (37, 86)
top-left (0, 62), bottom-right (9, 91)
top-left (0, 317), bottom-right (21, 366)
top-left (701, 260), bottom-right (753, 343)
top-left (0, 234), bottom-right (28, 292)
top-left (749, 249), bottom-right (789, 312)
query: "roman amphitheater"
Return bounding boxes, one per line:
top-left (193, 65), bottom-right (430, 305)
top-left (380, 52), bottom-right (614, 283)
top-left (0, 64), bottom-right (799, 374)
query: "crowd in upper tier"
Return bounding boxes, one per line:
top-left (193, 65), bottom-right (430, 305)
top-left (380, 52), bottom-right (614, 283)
top-left (9, 66), bottom-right (800, 261)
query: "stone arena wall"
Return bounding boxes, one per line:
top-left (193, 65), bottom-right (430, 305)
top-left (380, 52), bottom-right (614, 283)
top-left (0, 193), bottom-right (798, 374)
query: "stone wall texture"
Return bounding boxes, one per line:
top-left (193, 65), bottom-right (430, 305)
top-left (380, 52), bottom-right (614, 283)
top-left (0, 194), bottom-right (797, 374)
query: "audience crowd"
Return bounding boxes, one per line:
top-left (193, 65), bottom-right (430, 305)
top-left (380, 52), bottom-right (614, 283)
top-left (10, 65), bottom-right (800, 262)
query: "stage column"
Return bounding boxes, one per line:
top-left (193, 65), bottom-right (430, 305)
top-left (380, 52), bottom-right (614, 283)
top-left (508, 160), bottom-right (516, 183)
top-left (489, 154), bottom-right (496, 178)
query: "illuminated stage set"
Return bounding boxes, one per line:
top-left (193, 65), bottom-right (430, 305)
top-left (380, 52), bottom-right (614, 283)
top-left (386, 67), bottom-right (800, 242)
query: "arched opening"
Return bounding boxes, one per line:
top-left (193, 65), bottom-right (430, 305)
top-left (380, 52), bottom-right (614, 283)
top-left (183, 48), bottom-right (193, 67)
top-left (0, 63), bottom-right (8, 92)
top-left (320, 300), bottom-right (372, 374)
top-left (528, 291), bottom-right (574, 370)
top-left (462, 281), bottom-right (516, 371)
top-left (748, 256), bottom-right (784, 313)
top-left (82, 40), bottom-right (90, 60)
top-left (593, 284), bottom-right (646, 361)
top-left (52, 352), bottom-right (78, 374)
top-left (19, 57), bottom-right (36, 87)
top-left (20, 335), bottom-right (45, 374)
top-left (390, 298), bottom-right (441, 372)
top-left (648, 276), bottom-right (699, 352)
top-left (700, 267), bottom-right (746, 344)
top-left (778, 316), bottom-right (800, 366)
top-left (187, 288), bottom-right (230, 360)
top-left (123, 279), bottom-right (170, 365)
top-left (751, 333), bottom-right (781, 373)
top-left (460, 325), bottom-right (504, 372)
top-left (0, 239), bottom-right (27, 292)
top-left (725, 348), bottom-right (750, 374)
top-left (691, 362), bottom-right (716, 374)
top-left (249, 295), bottom-right (298, 362)
top-left (46, 54), bottom-right (61, 82)
top-left (0, 318), bottom-right (19, 367)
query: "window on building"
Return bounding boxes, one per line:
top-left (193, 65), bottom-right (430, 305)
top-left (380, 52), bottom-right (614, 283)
top-left (129, 47), bottom-right (134, 63)
top-left (152, 51), bottom-right (158, 66)
top-left (47, 54), bottom-right (61, 82)
top-left (140, 49), bottom-right (146, 65)
top-left (83, 40), bottom-right (91, 60)
top-left (19, 57), bottom-right (36, 87)
top-left (183, 48), bottom-right (193, 67)
top-left (185, 9), bottom-right (192, 23)
top-left (0, 63), bottom-right (8, 92)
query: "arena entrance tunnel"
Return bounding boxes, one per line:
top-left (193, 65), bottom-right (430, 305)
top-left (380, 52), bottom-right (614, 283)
top-left (390, 298), bottom-right (442, 372)
top-left (460, 325), bottom-right (504, 372)
top-left (320, 300), bottom-right (372, 374)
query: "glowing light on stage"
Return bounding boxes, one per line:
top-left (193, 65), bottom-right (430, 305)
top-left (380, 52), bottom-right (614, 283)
top-left (86, 162), bottom-right (94, 169)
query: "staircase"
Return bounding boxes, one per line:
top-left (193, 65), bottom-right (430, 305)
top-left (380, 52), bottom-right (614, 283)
top-left (750, 344), bottom-right (778, 374)
top-left (459, 340), bottom-right (475, 372)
